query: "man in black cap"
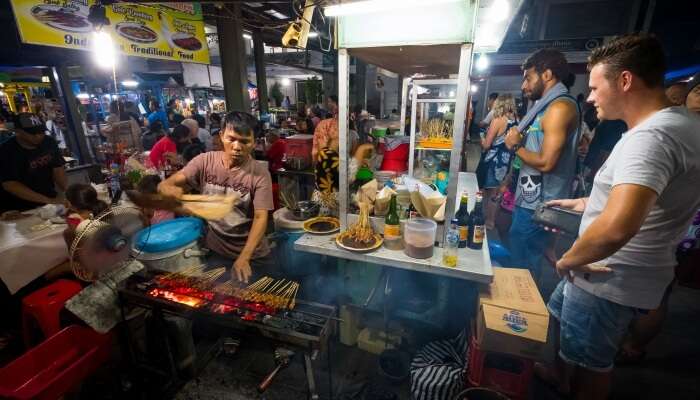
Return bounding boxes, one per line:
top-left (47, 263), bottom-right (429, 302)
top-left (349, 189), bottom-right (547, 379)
top-left (0, 112), bottom-right (67, 212)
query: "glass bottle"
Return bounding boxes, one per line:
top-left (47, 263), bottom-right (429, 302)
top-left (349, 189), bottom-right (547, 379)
top-left (468, 191), bottom-right (485, 250)
top-left (455, 192), bottom-right (470, 248)
top-left (384, 194), bottom-right (403, 250)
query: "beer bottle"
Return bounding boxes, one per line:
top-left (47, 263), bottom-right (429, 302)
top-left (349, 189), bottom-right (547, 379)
top-left (455, 192), bottom-right (470, 248)
top-left (468, 191), bottom-right (485, 250)
top-left (384, 194), bottom-right (403, 250)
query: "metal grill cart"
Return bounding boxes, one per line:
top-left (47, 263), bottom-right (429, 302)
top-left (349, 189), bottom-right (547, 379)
top-left (118, 271), bottom-right (336, 399)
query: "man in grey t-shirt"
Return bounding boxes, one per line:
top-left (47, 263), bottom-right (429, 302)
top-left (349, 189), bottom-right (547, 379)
top-left (537, 35), bottom-right (700, 400)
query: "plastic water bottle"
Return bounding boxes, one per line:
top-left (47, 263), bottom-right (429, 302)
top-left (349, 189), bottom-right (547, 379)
top-left (109, 163), bottom-right (121, 204)
top-left (443, 219), bottom-right (460, 267)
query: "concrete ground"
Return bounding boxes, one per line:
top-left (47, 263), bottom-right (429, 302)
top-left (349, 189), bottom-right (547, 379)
top-left (166, 275), bottom-right (700, 400)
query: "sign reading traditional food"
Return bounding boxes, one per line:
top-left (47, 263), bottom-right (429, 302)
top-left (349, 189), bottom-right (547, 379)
top-left (10, 0), bottom-right (210, 64)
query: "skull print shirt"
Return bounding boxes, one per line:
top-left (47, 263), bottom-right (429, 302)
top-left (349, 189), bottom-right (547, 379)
top-left (514, 96), bottom-right (580, 210)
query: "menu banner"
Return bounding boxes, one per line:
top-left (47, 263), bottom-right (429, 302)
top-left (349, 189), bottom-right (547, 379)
top-left (10, 0), bottom-right (210, 64)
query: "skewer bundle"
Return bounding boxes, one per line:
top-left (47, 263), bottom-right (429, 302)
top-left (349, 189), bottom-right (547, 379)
top-left (419, 119), bottom-right (453, 139)
top-left (158, 265), bottom-right (226, 290)
top-left (339, 202), bottom-right (375, 244)
top-left (214, 276), bottom-right (300, 310)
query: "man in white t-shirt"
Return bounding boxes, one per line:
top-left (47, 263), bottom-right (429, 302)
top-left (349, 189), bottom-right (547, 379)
top-left (536, 34), bottom-right (700, 399)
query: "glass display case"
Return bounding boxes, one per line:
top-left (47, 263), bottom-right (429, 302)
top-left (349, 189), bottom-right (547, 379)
top-left (408, 79), bottom-right (459, 188)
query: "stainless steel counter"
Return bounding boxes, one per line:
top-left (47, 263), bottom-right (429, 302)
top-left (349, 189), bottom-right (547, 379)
top-left (294, 172), bottom-right (493, 283)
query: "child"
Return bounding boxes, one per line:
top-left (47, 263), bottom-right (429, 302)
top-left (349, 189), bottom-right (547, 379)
top-left (138, 174), bottom-right (174, 225)
top-left (63, 184), bottom-right (109, 253)
top-left (65, 184), bottom-right (109, 228)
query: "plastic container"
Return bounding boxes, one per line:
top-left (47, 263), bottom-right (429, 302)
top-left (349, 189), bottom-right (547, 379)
top-left (403, 218), bottom-right (437, 259)
top-left (375, 170), bottom-right (397, 189)
top-left (0, 325), bottom-right (111, 400)
top-left (132, 217), bottom-right (206, 273)
top-left (466, 335), bottom-right (532, 400)
top-left (379, 142), bottom-right (410, 173)
top-left (272, 208), bottom-right (321, 276)
top-left (371, 127), bottom-right (387, 138)
top-left (134, 217), bottom-right (204, 253)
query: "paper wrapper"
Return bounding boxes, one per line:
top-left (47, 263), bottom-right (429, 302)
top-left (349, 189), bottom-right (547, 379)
top-left (374, 186), bottom-right (397, 217)
top-left (353, 179), bottom-right (378, 214)
top-left (182, 194), bottom-right (239, 220)
top-left (405, 177), bottom-right (446, 222)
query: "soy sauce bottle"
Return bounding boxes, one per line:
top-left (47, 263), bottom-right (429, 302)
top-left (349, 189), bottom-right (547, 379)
top-left (468, 191), bottom-right (485, 250)
top-left (455, 192), bottom-right (470, 248)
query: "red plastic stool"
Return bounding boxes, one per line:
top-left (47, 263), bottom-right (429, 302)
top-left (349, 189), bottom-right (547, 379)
top-left (21, 279), bottom-right (82, 348)
top-left (0, 325), bottom-right (112, 400)
top-left (466, 335), bottom-right (533, 400)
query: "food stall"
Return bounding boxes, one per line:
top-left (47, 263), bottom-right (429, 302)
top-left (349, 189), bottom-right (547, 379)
top-left (293, 0), bottom-right (509, 284)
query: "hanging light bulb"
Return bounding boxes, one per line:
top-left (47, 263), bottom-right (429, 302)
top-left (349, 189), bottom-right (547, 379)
top-left (476, 54), bottom-right (490, 71)
top-left (92, 30), bottom-right (115, 69)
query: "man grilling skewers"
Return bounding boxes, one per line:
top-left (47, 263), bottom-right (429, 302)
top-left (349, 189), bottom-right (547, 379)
top-left (159, 112), bottom-right (277, 282)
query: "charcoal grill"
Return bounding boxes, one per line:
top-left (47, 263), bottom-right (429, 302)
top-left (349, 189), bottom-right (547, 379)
top-left (118, 271), bottom-right (336, 399)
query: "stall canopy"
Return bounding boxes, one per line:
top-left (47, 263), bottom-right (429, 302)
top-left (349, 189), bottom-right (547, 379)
top-left (349, 45), bottom-right (464, 76)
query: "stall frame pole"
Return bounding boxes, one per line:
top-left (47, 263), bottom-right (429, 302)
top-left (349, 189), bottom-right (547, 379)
top-left (51, 66), bottom-right (93, 164)
top-left (338, 48), bottom-right (350, 231)
top-left (444, 43), bottom-right (473, 238)
top-left (398, 77), bottom-right (409, 135)
top-left (217, 4), bottom-right (251, 112)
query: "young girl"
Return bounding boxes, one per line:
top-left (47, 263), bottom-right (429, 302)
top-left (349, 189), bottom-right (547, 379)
top-left (65, 184), bottom-right (109, 228)
top-left (63, 184), bottom-right (109, 254)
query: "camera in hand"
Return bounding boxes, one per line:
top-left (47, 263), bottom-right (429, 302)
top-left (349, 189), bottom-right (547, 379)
top-left (532, 204), bottom-right (583, 237)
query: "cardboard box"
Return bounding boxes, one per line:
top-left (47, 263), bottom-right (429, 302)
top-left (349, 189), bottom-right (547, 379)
top-left (475, 267), bottom-right (550, 360)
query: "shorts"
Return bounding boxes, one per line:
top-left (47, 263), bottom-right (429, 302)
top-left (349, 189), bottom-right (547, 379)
top-left (483, 164), bottom-right (501, 189)
top-left (547, 279), bottom-right (639, 372)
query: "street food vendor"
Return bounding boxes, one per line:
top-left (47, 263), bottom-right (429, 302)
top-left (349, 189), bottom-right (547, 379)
top-left (158, 111), bottom-right (275, 283)
top-left (0, 113), bottom-right (67, 212)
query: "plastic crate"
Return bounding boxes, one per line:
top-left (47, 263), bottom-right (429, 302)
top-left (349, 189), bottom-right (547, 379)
top-left (0, 325), bottom-right (111, 400)
top-left (466, 335), bottom-right (532, 400)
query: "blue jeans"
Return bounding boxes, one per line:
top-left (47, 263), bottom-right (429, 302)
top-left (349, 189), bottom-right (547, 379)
top-left (508, 206), bottom-right (548, 279)
top-left (548, 279), bottom-right (639, 371)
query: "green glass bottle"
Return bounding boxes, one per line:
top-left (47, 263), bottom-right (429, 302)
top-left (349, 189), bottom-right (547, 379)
top-left (384, 194), bottom-right (402, 250)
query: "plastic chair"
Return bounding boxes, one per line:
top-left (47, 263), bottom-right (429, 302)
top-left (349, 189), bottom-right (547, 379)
top-left (21, 279), bottom-right (82, 348)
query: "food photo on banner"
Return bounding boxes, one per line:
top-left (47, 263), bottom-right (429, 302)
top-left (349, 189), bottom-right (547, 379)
top-left (9, 0), bottom-right (210, 64)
